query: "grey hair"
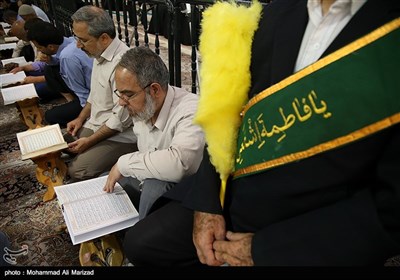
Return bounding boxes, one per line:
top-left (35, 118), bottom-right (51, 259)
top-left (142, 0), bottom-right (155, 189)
top-left (71, 5), bottom-right (116, 39)
top-left (118, 47), bottom-right (169, 90)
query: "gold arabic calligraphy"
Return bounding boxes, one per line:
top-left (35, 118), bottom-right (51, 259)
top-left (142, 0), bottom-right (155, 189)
top-left (236, 90), bottom-right (332, 165)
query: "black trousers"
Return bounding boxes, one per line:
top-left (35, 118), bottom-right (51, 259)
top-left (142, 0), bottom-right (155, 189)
top-left (122, 200), bottom-right (201, 266)
top-left (44, 98), bottom-right (82, 128)
top-left (44, 64), bottom-right (73, 95)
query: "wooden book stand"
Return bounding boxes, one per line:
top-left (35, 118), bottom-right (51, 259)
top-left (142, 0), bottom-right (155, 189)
top-left (15, 97), bottom-right (44, 129)
top-left (32, 151), bottom-right (67, 202)
top-left (15, 98), bottom-right (67, 201)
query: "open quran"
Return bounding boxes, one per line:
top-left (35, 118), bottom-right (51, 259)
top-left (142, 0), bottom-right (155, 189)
top-left (17, 124), bottom-right (68, 160)
top-left (1, 83), bottom-right (38, 105)
top-left (54, 176), bottom-right (139, 245)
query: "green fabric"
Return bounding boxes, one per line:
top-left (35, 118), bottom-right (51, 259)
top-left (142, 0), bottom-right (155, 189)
top-left (234, 22), bottom-right (400, 178)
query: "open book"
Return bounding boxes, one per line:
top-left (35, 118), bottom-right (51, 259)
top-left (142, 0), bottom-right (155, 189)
top-left (0, 71), bottom-right (26, 87)
top-left (1, 83), bottom-right (39, 105)
top-left (0, 42), bottom-right (16, 50)
top-left (54, 176), bottom-right (139, 245)
top-left (0, 22), bottom-right (10, 29)
top-left (1, 56), bottom-right (28, 66)
top-left (4, 36), bottom-right (19, 42)
top-left (17, 124), bottom-right (68, 160)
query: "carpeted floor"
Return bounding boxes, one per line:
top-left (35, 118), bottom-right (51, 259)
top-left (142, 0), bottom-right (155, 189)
top-left (0, 96), bottom-right (82, 266)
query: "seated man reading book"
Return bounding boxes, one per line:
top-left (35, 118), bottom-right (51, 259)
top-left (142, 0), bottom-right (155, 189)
top-left (26, 20), bottom-right (94, 127)
top-left (102, 47), bottom-right (205, 220)
top-left (66, 6), bottom-right (137, 181)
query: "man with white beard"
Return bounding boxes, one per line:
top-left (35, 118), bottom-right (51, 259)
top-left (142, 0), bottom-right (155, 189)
top-left (103, 47), bottom-right (205, 220)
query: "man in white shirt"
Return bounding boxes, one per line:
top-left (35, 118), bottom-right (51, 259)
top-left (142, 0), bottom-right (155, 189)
top-left (17, 3), bottom-right (49, 22)
top-left (66, 5), bottom-right (137, 181)
top-left (103, 47), bottom-right (205, 220)
top-left (17, 0), bottom-right (50, 22)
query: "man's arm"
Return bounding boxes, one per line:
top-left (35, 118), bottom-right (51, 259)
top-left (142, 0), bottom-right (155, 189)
top-left (60, 54), bottom-right (91, 104)
top-left (117, 99), bottom-right (205, 183)
top-left (68, 123), bottom-right (118, 154)
top-left (67, 102), bottom-right (91, 136)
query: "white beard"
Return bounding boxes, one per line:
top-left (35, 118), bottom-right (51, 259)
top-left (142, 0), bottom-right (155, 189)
top-left (131, 92), bottom-right (156, 122)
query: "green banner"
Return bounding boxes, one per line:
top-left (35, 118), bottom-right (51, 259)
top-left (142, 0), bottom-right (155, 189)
top-left (234, 18), bottom-right (400, 179)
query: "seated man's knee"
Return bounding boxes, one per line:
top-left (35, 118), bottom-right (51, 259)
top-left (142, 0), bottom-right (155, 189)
top-left (141, 179), bottom-right (174, 199)
top-left (67, 161), bottom-right (91, 182)
top-left (139, 179), bottom-right (175, 219)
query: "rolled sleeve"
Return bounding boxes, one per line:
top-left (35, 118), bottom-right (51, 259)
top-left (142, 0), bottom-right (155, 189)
top-left (30, 61), bottom-right (46, 72)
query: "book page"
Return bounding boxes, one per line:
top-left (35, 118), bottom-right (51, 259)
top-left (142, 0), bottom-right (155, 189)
top-left (0, 42), bottom-right (16, 50)
top-left (63, 190), bottom-right (138, 236)
top-left (1, 56), bottom-right (28, 66)
top-left (54, 175), bottom-right (139, 243)
top-left (1, 83), bottom-right (38, 105)
top-left (17, 124), bottom-right (66, 156)
top-left (0, 22), bottom-right (10, 28)
top-left (0, 71), bottom-right (26, 87)
top-left (55, 176), bottom-right (122, 205)
top-left (4, 36), bottom-right (18, 42)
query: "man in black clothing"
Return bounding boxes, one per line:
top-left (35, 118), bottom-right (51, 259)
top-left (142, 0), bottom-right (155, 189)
top-left (122, 0), bottom-right (400, 266)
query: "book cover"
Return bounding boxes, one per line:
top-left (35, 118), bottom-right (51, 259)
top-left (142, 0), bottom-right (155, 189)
top-left (54, 176), bottom-right (139, 245)
top-left (16, 124), bottom-right (68, 160)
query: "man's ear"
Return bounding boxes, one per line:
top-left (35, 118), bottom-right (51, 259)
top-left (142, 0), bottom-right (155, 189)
top-left (99, 32), bottom-right (111, 44)
top-left (48, 44), bottom-right (58, 53)
top-left (149, 83), bottom-right (162, 96)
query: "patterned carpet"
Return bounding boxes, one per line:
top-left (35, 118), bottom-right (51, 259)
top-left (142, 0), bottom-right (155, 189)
top-left (0, 96), bottom-right (81, 266)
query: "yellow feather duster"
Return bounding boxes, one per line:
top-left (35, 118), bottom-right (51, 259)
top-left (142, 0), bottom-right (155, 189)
top-left (194, 1), bottom-right (262, 207)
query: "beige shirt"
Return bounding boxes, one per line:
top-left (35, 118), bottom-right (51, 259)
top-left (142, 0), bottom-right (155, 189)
top-left (84, 37), bottom-right (135, 143)
top-left (117, 85), bottom-right (205, 183)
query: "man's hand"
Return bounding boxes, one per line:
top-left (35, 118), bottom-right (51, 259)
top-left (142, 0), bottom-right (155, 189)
top-left (66, 118), bottom-right (83, 137)
top-left (103, 164), bottom-right (122, 193)
top-left (37, 52), bottom-right (50, 63)
top-left (193, 211), bottom-right (226, 266)
top-left (8, 65), bottom-right (23, 74)
top-left (67, 137), bottom-right (90, 154)
top-left (213, 231), bottom-right (254, 266)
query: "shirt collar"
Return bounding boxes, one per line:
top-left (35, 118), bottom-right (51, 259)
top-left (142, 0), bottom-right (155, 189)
top-left (152, 85), bottom-right (174, 131)
top-left (307, 0), bottom-right (366, 25)
top-left (96, 37), bottom-right (119, 64)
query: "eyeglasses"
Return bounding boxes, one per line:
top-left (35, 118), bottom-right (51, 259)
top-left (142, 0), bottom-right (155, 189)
top-left (114, 83), bottom-right (152, 102)
top-left (73, 34), bottom-right (93, 46)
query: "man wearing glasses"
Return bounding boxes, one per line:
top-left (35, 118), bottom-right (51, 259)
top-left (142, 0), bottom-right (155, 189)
top-left (65, 5), bottom-right (137, 182)
top-left (103, 47), bottom-right (205, 220)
